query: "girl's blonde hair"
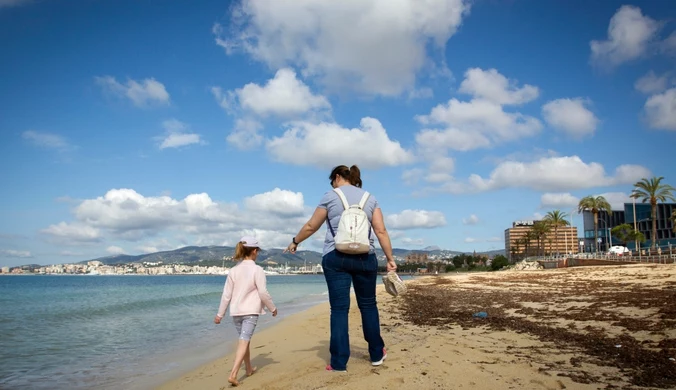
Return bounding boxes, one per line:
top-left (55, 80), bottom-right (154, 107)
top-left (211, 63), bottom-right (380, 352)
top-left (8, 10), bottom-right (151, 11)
top-left (234, 241), bottom-right (258, 260)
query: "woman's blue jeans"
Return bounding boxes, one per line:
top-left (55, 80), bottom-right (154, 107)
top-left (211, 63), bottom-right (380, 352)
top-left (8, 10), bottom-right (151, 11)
top-left (322, 250), bottom-right (385, 370)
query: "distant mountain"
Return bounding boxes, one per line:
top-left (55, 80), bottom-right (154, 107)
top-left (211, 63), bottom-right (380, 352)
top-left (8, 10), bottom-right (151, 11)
top-left (84, 245), bottom-right (324, 266)
top-left (81, 245), bottom-right (502, 267)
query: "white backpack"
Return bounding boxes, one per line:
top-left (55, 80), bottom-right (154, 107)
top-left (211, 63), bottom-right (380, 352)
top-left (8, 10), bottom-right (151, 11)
top-left (331, 188), bottom-right (372, 254)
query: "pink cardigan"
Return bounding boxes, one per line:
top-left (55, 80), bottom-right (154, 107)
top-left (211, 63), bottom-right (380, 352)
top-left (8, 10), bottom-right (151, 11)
top-left (216, 260), bottom-right (276, 318)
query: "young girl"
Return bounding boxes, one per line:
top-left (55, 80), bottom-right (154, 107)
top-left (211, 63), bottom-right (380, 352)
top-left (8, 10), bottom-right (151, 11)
top-left (214, 236), bottom-right (277, 387)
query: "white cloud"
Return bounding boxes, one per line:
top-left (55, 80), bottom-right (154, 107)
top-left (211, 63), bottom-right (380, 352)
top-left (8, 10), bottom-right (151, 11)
top-left (41, 188), bottom-right (311, 246)
top-left (106, 246), bottom-right (126, 255)
top-left (41, 222), bottom-right (101, 244)
top-left (462, 214), bottom-right (479, 225)
top-left (412, 156), bottom-right (456, 184)
top-left (644, 88), bottom-right (676, 130)
top-left (244, 188), bottom-right (305, 217)
top-left (135, 238), bottom-right (177, 254)
top-left (211, 86), bottom-right (234, 113)
top-left (223, 68), bottom-right (331, 117)
top-left (0, 249), bottom-right (32, 258)
top-left (542, 98), bottom-right (599, 137)
top-left (597, 192), bottom-right (633, 211)
top-left (428, 157), bottom-right (455, 174)
top-left (160, 133), bottom-right (202, 149)
top-left (408, 88), bottom-right (434, 100)
top-left (464, 237), bottom-right (479, 243)
top-left (385, 210), bottom-right (446, 230)
top-left (215, 0), bottom-right (471, 96)
top-left (95, 76), bottom-right (170, 107)
top-left (416, 127), bottom-right (492, 152)
top-left (266, 117), bottom-right (414, 169)
top-left (540, 193), bottom-right (579, 209)
top-left (590, 5), bottom-right (660, 67)
top-left (401, 168), bottom-right (425, 186)
top-left (157, 119), bottom-right (204, 149)
top-left (540, 192), bottom-right (632, 211)
top-left (22, 130), bottom-right (75, 151)
top-left (458, 68), bottom-right (539, 105)
top-left (400, 237), bottom-right (425, 246)
top-left (440, 156), bottom-right (650, 194)
top-left (662, 31), bottom-right (676, 56)
top-left (635, 70), bottom-right (671, 94)
top-left (226, 119), bottom-right (264, 150)
top-left (486, 237), bottom-right (502, 242)
top-left (415, 68), bottom-right (542, 152)
top-left (415, 98), bottom-right (542, 151)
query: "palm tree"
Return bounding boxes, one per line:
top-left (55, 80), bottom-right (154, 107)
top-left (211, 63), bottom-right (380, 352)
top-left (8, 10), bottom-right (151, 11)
top-left (543, 210), bottom-right (570, 255)
top-left (512, 239), bottom-right (522, 261)
top-left (532, 221), bottom-right (551, 256)
top-left (578, 195), bottom-right (612, 253)
top-left (524, 231), bottom-right (535, 257)
top-left (631, 177), bottom-right (676, 249)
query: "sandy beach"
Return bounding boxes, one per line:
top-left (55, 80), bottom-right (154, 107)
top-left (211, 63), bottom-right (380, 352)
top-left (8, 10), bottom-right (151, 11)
top-left (158, 264), bottom-right (676, 390)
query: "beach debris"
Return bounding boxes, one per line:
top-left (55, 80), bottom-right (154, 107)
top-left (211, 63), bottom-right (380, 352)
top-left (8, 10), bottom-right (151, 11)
top-left (399, 266), bottom-right (676, 388)
top-left (472, 311), bottom-right (488, 318)
top-left (615, 344), bottom-right (622, 348)
top-left (508, 260), bottom-right (545, 271)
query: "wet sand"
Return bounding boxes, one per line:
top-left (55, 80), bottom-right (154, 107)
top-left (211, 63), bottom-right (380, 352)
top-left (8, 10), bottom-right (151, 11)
top-left (158, 263), bottom-right (676, 389)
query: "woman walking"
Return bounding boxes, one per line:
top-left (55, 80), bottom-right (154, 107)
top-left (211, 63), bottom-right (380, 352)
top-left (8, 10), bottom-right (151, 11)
top-left (214, 236), bottom-right (277, 386)
top-left (285, 165), bottom-right (397, 372)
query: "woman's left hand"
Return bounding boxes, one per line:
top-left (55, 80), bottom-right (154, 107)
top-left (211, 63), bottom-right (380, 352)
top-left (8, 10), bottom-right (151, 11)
top-left (284, 242), bottom-right (298, 254)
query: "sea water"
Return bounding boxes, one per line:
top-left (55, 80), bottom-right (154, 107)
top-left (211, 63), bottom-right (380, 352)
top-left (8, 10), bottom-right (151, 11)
top-left (0, 274), bottom-right (330, 390)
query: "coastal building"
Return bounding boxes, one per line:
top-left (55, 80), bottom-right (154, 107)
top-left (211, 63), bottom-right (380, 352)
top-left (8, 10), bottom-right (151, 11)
top-left (582, 202), bottom-right (676, 252)
top-left (504, 220), bottom-right (578, 261)
top-left (405, 252), bottom-right (428, 263)
top-left (1, 266), bottom-right (8, 274)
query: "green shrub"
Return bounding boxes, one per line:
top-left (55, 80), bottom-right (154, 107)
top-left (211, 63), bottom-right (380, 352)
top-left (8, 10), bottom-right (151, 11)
top-left (491, 255), bottom-right (509, 271)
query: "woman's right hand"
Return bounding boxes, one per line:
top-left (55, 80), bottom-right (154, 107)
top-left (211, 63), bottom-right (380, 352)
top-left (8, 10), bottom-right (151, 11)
top-left (272, 309), bottom-right (278, 317)
top-left (214, 316), bottom-right (222, 324)
top-left (386, 259), bottom-right (397, 272)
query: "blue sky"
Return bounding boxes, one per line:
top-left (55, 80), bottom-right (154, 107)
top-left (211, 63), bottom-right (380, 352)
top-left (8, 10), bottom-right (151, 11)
top-left (1, 0), bottom-right (675, 267)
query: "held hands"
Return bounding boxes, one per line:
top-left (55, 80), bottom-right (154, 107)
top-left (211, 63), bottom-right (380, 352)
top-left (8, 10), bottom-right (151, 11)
top-left (283, 242), bottom-right (298, 254)
top-left (214, 315), bottom-right (222, 324)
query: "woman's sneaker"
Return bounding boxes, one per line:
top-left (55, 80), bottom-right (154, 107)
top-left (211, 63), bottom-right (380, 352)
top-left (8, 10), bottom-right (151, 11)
top-left (371, 348), bottom-right (387, 366)
top-left (325, 364), bottom-right (346, 372)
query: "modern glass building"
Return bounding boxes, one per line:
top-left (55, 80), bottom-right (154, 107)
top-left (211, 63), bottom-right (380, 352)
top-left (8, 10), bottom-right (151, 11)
top-left (582, 209), bottom-right (625, 252)
top-left (624, 202), bottom-right (676, 250)
top-left (582, 202), bottom-right (676, 251)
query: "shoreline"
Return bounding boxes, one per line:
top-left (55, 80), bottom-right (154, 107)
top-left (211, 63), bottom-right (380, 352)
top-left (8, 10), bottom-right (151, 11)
top-left (146, 299), bottom-right (329, 390)
top-left (155, 298), bottom-right (333, 390)
top-left (157, 264), bottom-right (676, 390)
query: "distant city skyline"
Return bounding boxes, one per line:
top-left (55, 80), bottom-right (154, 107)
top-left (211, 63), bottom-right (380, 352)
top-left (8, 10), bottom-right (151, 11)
top-left (1, 0), bottom-right (675, 267)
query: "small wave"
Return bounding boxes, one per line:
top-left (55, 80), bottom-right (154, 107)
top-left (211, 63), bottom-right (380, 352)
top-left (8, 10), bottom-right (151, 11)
top-left (50, 291), bottom-right (218, 321)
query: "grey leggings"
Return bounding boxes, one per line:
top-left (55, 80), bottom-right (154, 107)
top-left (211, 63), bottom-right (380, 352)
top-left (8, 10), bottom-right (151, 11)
top-left (233, 315), bottom-right (259, 341)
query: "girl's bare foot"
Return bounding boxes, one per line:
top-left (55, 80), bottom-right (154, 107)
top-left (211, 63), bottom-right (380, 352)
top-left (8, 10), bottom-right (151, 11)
top-left (246, 367), bottom-right (257, 377)
top-left (228, 377), bottom-right (239, 387)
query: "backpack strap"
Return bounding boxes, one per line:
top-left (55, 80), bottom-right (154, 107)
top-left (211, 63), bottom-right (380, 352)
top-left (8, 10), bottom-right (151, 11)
top-left (333, 188), bottom-right (350, 210)
top-left (358, 191), bottom-right (370, 209)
